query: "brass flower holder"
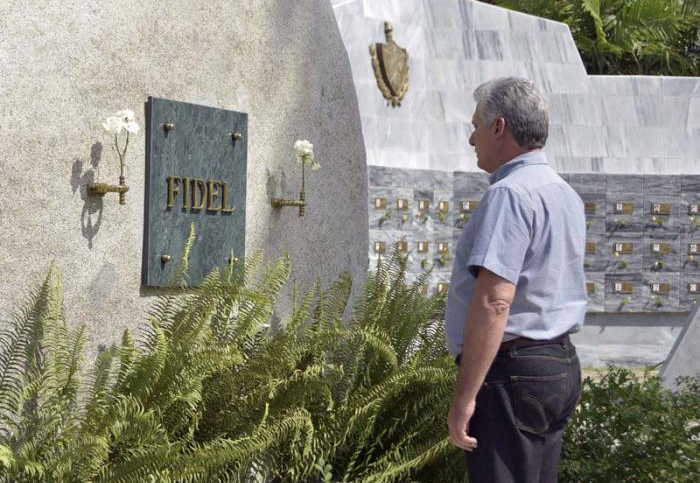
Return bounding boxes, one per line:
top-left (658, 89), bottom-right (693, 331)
top-left (88, 176), bottom-right (129, 204)
top-left (271, 162), bottom-right (307, 216)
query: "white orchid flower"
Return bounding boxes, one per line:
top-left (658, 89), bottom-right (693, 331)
top-left (124, 121), bottom-right (140, 134)
top-left (115, 109), bottom-right (136, 122)
top-left (294, 139), bottom-right (316, 167)
top-left (102, 116), bottom-right (125, 134)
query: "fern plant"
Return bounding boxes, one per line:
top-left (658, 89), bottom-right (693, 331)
top-left (0, 236), bottom-right (463, 481)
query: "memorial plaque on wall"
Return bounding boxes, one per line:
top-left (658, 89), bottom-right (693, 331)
top-left (142, 97), bottom-right (247, 287)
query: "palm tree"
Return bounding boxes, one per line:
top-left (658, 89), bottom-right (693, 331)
top-left (493, 0), bottom-right (700, 76)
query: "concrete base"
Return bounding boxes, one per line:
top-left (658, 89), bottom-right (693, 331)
top-left (661, 304), bottom-right (700, 388)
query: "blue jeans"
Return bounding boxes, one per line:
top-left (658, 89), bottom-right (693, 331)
top-left (463, 339), bottom-right (581, 483)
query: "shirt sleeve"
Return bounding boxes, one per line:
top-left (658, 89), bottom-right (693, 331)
top-left (465, 187), bottom-right (532, 284)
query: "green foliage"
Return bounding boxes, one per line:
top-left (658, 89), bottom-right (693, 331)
top-left (561, 367), bottom-right (700, 482)
top-left (1, 247), bottom-right (698, 481)
top-left (0, 245), bottom-right (463, 482)
top-left (493, 0), bottom-right (700, 75)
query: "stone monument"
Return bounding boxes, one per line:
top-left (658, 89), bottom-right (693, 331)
top-left (0, 0), bottom-right (369, 352)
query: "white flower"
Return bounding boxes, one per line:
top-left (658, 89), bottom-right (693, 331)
top-left (124, 121), bottom-right (140, 134)
top-left (103, 109), bottom-right (139, 135)
top-left (102, 115), bottom-right (125, 134)
top-left (294, 139), bottom-right (317, 167)
top-left (115, 109), bottom-right (136, 122)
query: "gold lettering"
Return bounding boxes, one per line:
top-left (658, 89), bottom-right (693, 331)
top-left (221, 182), bottom-right (235, 213)
top-left (166, 176), bottom-right (180, 208)
top-left (191, 179), bottom-right (207, 210)
top-left (182, 177), bottom-right (191, 209)
top-left (207, 180), bottom-right (222, 212)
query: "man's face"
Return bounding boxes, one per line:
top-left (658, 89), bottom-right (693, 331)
top-left (469, 107), bottom-right (497, 172)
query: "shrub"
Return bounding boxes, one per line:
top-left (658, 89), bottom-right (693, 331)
top-left (561, 367), bottom-right (700, 482)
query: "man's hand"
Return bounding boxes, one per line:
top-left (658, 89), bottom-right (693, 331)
top-left (448, 397), bottom-right (478, 451)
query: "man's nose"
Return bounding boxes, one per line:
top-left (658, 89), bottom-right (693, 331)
top-left (468, 132), bottom-right (475, 146)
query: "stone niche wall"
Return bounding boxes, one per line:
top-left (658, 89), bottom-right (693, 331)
top-left (0, 0), bottom-right (368, 352)
top-left (370, 167), bottom-right (700, 314)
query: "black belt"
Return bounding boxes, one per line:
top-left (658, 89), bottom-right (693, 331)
top-left (454, 334), bottom-right (570, 366)
top-left (498, 333), bottom-right (569, 353)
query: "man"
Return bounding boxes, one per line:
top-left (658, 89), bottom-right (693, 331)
top-left (445, 77), bottom-right (586, 482)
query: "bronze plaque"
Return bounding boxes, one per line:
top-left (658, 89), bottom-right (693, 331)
top-left (688, 282), bottom-right (700, 294)
top-left (396, 199), bottom-right (409, 210)
top-left (374, 197), bottom-right (387, 209)
top-left (689, 243), bottom-right (699, 255)
top-left (374, 241), bottom-right (386, 254)
top-left (650, 282), bottom-right (671, 294)
top-left (584, 203), bottom-right (596, 215)
top-left (460, 200), bottom-right (479, 212)
top-left (613, 201), bottom-right (635, 214)
top-left (651, 202), bottom-right (672, 215)
top-left (650, 242), bottom-right (673, 254)
top-left (612, 281), bottom-right (634, 294)
top-left (689, 204), bottom-right (699, 215)
top-left (612, 242), bottom-right (634, 254)
top-left (586, 282), bottom-right (595, 294)
top-left (585, 242), bottom-right (597, 254)
top-left (437, 242), bottom-right (449, 254)
top-left (369, 22), bottom-right (409, 107)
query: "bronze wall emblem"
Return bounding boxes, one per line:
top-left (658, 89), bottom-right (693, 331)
top-left (369, 22), bottom-right (409, 107)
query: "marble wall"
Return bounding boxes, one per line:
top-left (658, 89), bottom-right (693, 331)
top-left (333, 0), bottom-right (700, 175)
top-left (333, 0), bottom-right (700, 366)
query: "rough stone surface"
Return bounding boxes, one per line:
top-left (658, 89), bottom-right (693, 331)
top-left (0, 0), bottom-right (368, 353)
top-left (661, 304), bottom-right (700, 388)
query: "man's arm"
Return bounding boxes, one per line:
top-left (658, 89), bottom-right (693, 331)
top-left (448, 267), bottom-right (516, 450)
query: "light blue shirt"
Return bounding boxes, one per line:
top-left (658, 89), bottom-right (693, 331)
top-left (445, 150), bottom-right (587, 356)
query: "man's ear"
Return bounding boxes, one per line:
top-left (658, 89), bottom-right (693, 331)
top-left (493, 117), bottom-right (507, 137)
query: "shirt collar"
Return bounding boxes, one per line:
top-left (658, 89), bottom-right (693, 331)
top-left (488, 150), bottom-right (549, 185)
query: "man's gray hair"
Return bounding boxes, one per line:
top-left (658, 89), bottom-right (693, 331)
top-left (473, 77), bottom-right (549, 150)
